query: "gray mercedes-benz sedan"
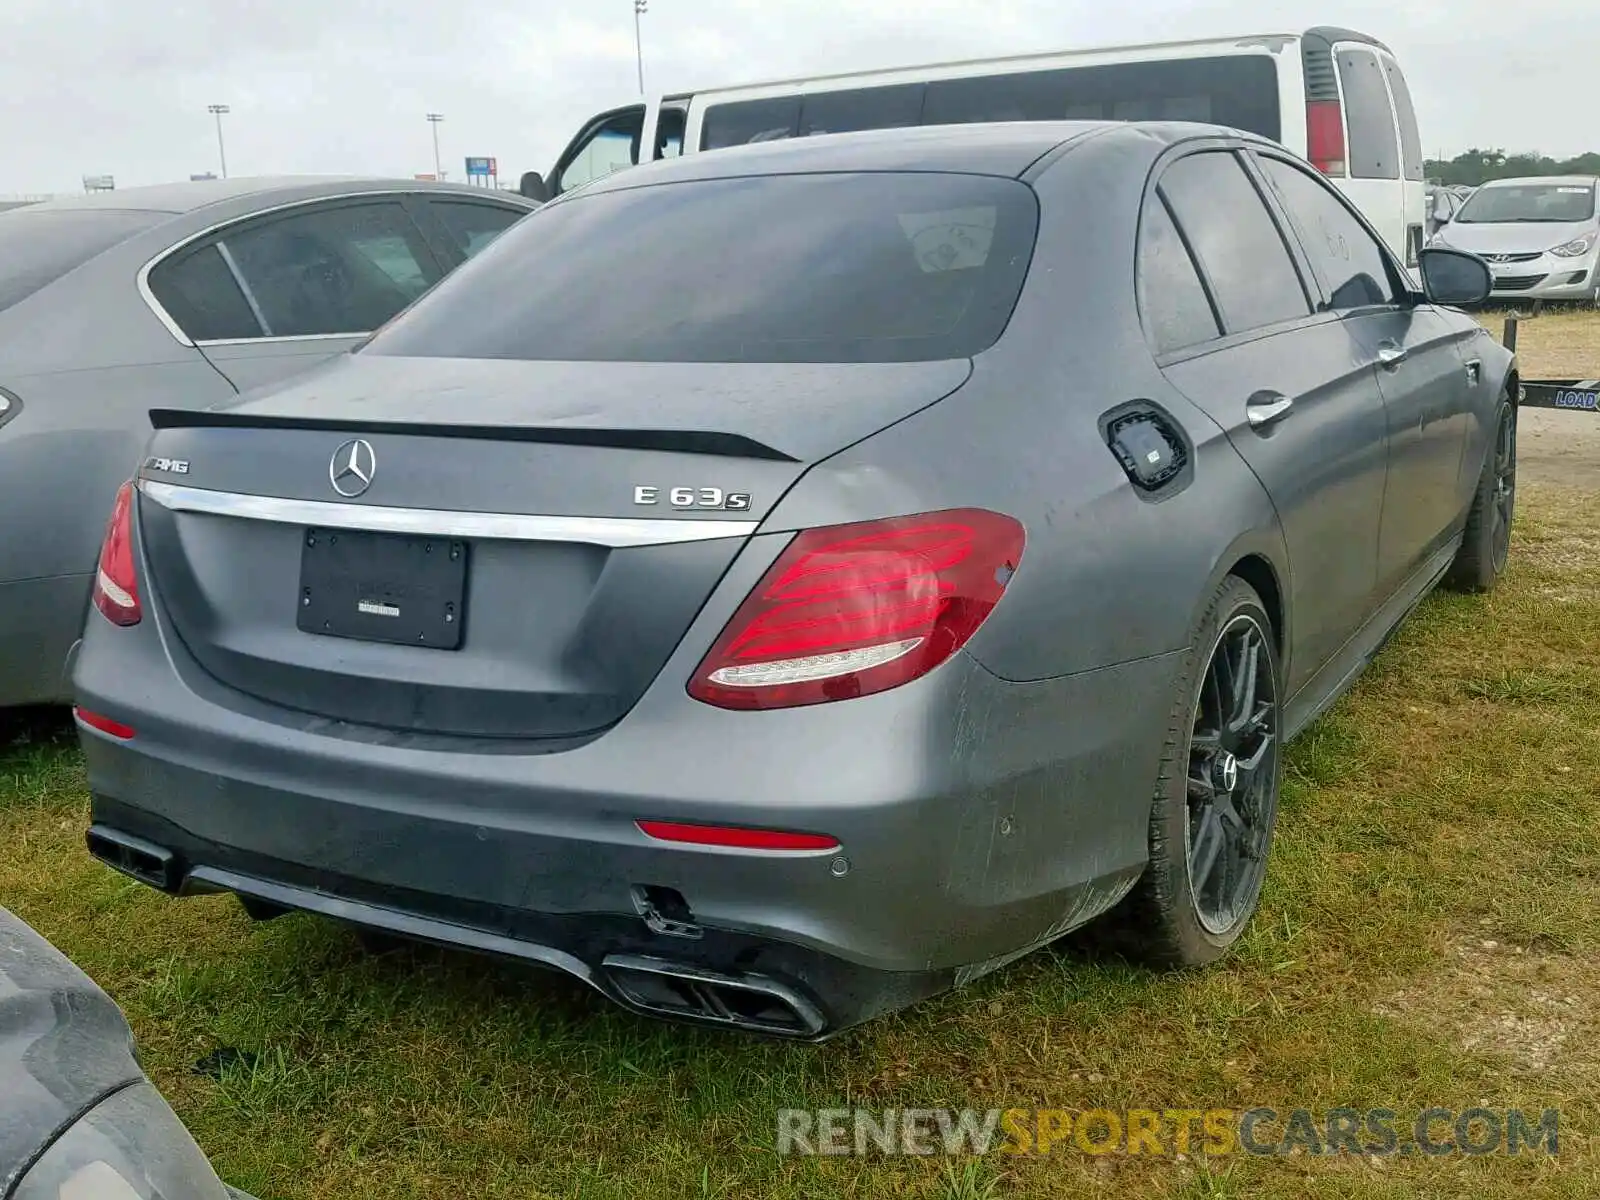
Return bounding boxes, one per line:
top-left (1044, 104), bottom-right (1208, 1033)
top-left (71, 122), bottom-right (1515, 1039)
top-left (0, 178), bottom-right (537, 709)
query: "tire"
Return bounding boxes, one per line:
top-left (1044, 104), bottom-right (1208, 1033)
top-left (1095, 575), bottom-right (1283, 968)
top-left (1444, 395), bottom-right (1516, 593)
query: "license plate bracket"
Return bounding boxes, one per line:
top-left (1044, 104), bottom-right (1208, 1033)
top-left (297, 528), bottom-right (467, 649)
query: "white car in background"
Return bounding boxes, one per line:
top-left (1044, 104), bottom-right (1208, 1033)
top-left (525, 26), bottom-right (1431, 272)
top-left (1430, 175), bottom-right (1599, 304)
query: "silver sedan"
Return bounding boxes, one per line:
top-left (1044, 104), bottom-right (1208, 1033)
top-left (1430, 175), bottom-right (1599, 304)
top-left (0, 177), bottom-right (537, 708)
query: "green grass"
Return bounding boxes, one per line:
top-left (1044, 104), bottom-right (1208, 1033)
top-left (4, 483), bottom-right (1600, 1199)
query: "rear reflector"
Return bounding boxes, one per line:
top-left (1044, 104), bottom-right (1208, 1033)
top-left (74, 707), bottom-right (135, 740)
top-left (687, 508), bottom-right (1025, 710)
top-left (91, 481), bottom-right (142, 626)
top-left (636, 820), bottom-right (840, 852)
top-left (1306, 100), bottom-right (1347, 177)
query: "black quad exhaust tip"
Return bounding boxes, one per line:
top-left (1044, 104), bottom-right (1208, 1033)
top-left (600, 954), bottom-right (828, 1039)
top-left (86, 825), bottom-right (181, 893)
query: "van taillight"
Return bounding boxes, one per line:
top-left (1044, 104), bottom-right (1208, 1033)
top-left (92, 481), bottom-right (142, 627)
top-left (687, 508), bottom-right (1025, 711)
top-left (1307, 100), bottom-right (1347, 177)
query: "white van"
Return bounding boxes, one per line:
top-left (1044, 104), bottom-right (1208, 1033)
top-left (526, 26), bottom-right (1428, 268)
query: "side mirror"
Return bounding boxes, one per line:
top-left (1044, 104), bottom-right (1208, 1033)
top-left (518, 171), bottom-right (550, 203)
top-left (1417, 247), bottom-right (1492, 307)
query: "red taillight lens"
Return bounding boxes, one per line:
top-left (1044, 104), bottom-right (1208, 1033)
top-left (74, 707), bottom-right (135, 739)
top-left (92, 480), bottom-right (141, 627)
top-left (636, 820), bottom-right (840, 852)
top-left (1306, 100), bottom-right (1347, 177)
top-left (687, 507), bottom-right (1025, 711)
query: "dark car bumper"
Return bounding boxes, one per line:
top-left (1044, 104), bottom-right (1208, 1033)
top-left (73, 599), bottom-right (1177, 1036)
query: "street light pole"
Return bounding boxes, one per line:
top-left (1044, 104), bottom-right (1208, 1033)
top-left (633, 0), bottom-right (647, 96)
top-left (207, 104), bottom-right (230, 178)
top-left (426, 112), bottom-right (444, 180)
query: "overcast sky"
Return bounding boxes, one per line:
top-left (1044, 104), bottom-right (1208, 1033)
top-left (2, 0), bottom-right (1591, 195)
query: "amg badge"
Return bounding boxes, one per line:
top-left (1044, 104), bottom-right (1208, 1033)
top-left (634, 486), bottom-right (753, 511)
top-left (142, 456), bottom-right (190, 475)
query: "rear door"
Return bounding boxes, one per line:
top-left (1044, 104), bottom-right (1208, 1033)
top-left (1143, 147), bottom-right (1389, 694)
top-left (145, 196), bottom-right (447, 392)
top-left (1376, 50), bottom-right (1428, 269)
top-left (1331, 42), bottom-right (1411, 269)
top-left (1252, 150), bottom-right (1473, 594)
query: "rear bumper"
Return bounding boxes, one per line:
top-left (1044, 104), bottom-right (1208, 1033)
top-left (73, 588), bottom-right (1178, 1034)
top-left (0, 572), bottom-right (91, 707)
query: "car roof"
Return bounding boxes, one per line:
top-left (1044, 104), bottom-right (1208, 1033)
top-left (21, 176), bottom-right (535, 217)
top-left (580, 120), bottom-right (1269, 197)
top-left (579, 122), bottom-right (1106, 194)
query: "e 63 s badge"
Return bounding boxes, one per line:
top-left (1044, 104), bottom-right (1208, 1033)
top-left (634, 486), bottom-right (753, 511)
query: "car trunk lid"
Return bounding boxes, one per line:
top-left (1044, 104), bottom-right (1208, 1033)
top-left (134, 354), bottom-right (971, 740)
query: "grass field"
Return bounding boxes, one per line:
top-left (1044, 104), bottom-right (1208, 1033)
top-left (3, 316), bottom-right (1600, 1199)
top-left (1476, 305), bottom-right (1600, 378)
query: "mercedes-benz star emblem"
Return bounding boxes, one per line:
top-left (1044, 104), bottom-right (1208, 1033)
top-left (329, 438), bottom-right (376, 498)
top-left (1215, 751), bottom-right (1240, 794)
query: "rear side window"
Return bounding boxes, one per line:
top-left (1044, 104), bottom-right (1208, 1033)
top-left (0, 210), bottom-right (160, 313)
top-left (1337, 49), bottom-right (1400, 181)
top-left (365, 172), bottom-right (1040, 364)
top-left (429, 201), bottom-right (527, 259)
top-left (701, 97), bottom-right (801, 149)
top-left (701, 55), bottom-right (1284, 151)
top-left (1380, 57), bottom-right (1424, 183)
top-left (147, 245), bottom-right (262, 340)
top-left (922, 56), bottom-right (1282, 139)
top-left (1137, 195), bottom-right (1221, 354)
top-left (1157, 152), bottom-right (1310, 335)
top-left (1257, 156), bottom-right (1399, 309)
top-left (217, 201), bottom-right (442, 337)
top-left (799, 84), bottom-right (926, 137)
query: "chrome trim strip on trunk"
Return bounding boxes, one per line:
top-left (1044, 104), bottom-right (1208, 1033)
top-left (137, 480), bottom-right (761, 547)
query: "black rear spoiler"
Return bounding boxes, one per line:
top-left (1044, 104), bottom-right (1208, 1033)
top-left (146, 408), bottom-right (799, 463)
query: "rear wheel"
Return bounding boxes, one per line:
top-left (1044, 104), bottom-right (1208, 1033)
top-left (1099, 575), bottom-right (1282, 967)
top-left (1445, 396), bottom-right (1516, 593)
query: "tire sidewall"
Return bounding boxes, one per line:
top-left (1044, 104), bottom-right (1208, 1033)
top-left (1480, 396), bottom-right (1517, 578)
top-left (1150, 577), bottom-right (1284, 963)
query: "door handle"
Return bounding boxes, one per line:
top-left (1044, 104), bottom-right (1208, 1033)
top-left (1245, 391), bottom-right (1294, 430)
top-left (1377, 342), bottom-right (1409, 369)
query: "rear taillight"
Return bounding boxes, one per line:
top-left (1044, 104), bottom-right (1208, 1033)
top-left (92, 481), bottom-right (141, 626)
top-left (1306, 100), bottom-right (1347, 177)
top-left (687, 508), bottom-right (1025, 711)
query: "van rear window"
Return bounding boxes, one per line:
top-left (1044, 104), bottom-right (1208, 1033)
top-left (363, 172), bottom-right (1040, 364)
top-left (1336, 49), bottom-right (1400, 181)
top-left (700, 55), bottom-right (1282, 151)
top-left (0, 209), bottom-right (161, 313)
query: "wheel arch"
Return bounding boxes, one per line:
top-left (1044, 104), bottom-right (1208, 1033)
top-left (1227, 552), bottom-right (1285, 655)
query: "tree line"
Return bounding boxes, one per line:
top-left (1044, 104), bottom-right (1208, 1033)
top-left (1425, 149), bottom-right (1600, 187)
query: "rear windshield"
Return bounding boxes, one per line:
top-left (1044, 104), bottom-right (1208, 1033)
top-left (0, 209), bottom-right (162, 312)
top-left (363, 172), bottom-right (1040, 364)
top-left (700, 55), bottom-right (1283, 151)
top-left (1455, 184), bottom-right (1597, 224)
